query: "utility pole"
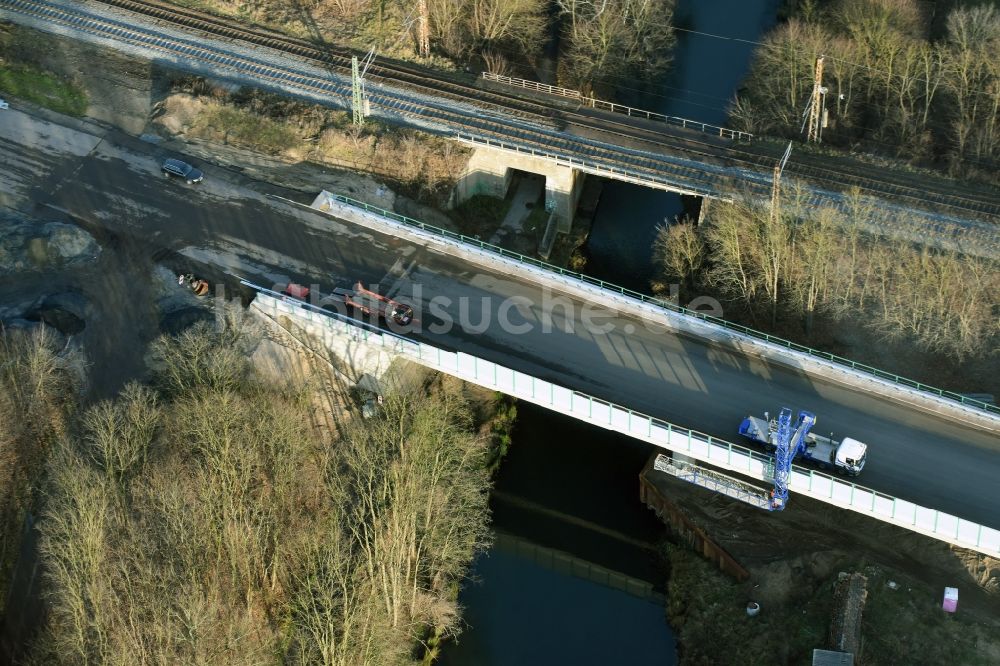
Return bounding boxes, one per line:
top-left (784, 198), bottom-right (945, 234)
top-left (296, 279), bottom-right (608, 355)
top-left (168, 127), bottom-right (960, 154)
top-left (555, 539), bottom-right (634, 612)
top-left (352, 8), bottom-right (418, 127)
top-left (351, 49), bottom-right (376, 127)
top-left (771, 141), bottom-right (793, 222)
top-left (805, 56), bottom-right (826, 143)
top-left (351, 55), bottom-right (363, 126)
top-left (417, 0), bottom-right (430, 58)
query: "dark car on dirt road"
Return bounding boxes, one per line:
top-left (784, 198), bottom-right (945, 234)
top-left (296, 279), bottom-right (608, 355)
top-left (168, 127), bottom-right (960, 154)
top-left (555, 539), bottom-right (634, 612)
top-left (162, 158), bottom-right (203, 184)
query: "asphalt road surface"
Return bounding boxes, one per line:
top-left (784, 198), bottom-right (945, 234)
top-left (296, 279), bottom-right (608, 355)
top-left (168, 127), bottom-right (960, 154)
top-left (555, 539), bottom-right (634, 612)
top-left (2, 108), bottom-right (999, 530)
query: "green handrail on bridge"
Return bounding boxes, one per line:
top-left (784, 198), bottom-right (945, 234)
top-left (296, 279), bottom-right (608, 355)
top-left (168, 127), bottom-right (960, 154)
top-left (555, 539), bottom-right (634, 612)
top-left (328, 193), bottom-right (998, 417)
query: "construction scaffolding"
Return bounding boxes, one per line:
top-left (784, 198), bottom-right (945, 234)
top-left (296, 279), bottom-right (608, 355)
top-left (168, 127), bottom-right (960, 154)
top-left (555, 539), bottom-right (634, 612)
top-left (652, 454), bottom-right (774, 511)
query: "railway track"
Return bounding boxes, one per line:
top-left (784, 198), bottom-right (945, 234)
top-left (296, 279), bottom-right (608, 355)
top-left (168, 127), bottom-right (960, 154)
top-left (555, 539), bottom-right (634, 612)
top-left (2, 0), bottom-right (998, 256)
top-left (93, 0), bottom-right (563, 127)
top-left (1, 0), bottom-right (728, 188)
top-left (85, 0), bottom-right (1000, 222)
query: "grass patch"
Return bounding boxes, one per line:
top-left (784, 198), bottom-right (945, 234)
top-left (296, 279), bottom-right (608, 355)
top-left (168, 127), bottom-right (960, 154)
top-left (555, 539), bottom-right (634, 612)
top-left (448, 194), bottom-right (511, 239)
top-left (861, 567), bottom-right (998, 665)
top-left (190, 102), bottom-right (300, 155)
top-left (664, 544), bottom-right (831, 665)
top-left (0, 63), bottom-right (87, 116)
top-left (163, 84), bottom-right (470, 204)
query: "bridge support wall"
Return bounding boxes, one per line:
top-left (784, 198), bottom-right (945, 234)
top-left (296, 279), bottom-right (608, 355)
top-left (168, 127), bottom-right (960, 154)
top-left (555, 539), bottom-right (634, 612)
top-left (251, 299), bottom-right (396, 381)
top-left (639, 457), bottom-right (750, 581)
top-left (455, 146), bottom-right (584, 232)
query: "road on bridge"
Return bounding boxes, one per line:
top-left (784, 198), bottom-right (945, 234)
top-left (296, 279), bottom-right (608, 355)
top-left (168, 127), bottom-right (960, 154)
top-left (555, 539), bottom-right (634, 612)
top-left (2, 107), bottom-right (998, 530)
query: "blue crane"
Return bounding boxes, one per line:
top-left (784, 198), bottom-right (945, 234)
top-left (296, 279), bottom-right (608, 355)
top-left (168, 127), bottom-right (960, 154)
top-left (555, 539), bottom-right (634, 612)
top-left (741, 408), bottom-right (816, 510)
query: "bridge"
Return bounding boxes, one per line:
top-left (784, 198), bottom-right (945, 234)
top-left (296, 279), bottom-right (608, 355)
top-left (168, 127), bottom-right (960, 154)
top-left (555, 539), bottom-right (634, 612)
top-left (2, 3), bottom-right (999, 557)
top-left (3, 0), bottom-right (1000, 259)
top-left (224, 191), bottom-right (1000, 557)
top-left (248, 278), bottom-right (1000, 558)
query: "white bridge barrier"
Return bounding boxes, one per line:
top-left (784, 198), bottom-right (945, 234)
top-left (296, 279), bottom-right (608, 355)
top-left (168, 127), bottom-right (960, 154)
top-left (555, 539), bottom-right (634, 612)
top-left (303, 193), bottom-right (1000, 433)
top-left (252, 289), bottom-right (1000, 558)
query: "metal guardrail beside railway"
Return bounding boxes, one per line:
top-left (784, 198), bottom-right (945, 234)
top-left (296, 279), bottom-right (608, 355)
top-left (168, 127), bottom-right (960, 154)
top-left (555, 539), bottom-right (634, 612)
top-left (482, 72), bottom-right (584, 101)
top-left (325, 193), bottom-right (1000, 418)
top-left (248, 287), bottom-right (1000, 557)
top-left (482, 72), bottom-right (753, 142)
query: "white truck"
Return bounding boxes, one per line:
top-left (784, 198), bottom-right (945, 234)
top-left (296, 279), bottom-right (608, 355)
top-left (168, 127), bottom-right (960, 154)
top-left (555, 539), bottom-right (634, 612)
top-left (738, 411), bottom-right (868, 476)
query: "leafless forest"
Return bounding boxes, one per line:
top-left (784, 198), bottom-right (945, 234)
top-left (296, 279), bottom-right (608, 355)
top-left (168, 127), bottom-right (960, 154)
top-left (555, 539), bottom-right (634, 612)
top-left (174, 0), bottom-right (676, 90)
top-left (656, 185), bottom-right (999, 361)
top-left (731, 0), bottom-right (1000, 179)
top-left (1, 311), bottom-right (493, 665)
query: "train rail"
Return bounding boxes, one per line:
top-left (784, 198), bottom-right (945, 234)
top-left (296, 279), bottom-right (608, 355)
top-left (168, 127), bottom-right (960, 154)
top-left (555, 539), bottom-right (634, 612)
top-left (2, 0), bottom-right (998, 255)
top-left (84, 0), bottom-right (1000, 222)
top-left (92, 0), bottom-right (563, 127)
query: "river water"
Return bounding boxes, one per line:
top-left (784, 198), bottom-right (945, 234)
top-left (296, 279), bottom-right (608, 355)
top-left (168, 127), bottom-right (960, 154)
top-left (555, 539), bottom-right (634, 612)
top-left (440, 2), bottom-right (781, 663)
top-left (440, 548), bottom-right (675, 666)
top-left (586, 0), bottom-right (782, 291)
top-left (439, 402), bottom-right (674, 665)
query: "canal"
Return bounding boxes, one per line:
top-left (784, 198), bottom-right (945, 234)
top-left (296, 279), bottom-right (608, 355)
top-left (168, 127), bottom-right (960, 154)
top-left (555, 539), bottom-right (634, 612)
top-left (586, 0), bottom-right (782, 291)
top-left (440, 547), bottom-right (675, 666)
top-left (440, 402), bottom-right (675, 665)
top-left (441, 1), bottom-right (781, 662)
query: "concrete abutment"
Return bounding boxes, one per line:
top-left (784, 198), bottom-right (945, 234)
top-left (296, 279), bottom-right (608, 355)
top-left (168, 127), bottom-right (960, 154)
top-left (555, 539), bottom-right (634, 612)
top-left (455, 146), bottom-right (585, 235)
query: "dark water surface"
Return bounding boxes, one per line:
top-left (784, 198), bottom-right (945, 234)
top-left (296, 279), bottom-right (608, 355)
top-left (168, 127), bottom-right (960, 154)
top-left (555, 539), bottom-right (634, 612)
top-left (440, 403), bottom-right (674, 665)
top-left (585, 0), bottom-right (782, 291)
top-left (439, 548), bottom-right (676, 666)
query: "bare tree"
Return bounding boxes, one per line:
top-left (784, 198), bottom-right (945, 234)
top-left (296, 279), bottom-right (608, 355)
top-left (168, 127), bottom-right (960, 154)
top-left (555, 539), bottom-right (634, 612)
top-left (426, 0), bottom-right (469, 57)
top-left (427, 0), bottom-right (546, 59)
top-left (330, 383), bottom-right (491, 636)
top-left (147, 307), bottom-right (258, 396)
top-left (81, 383), bottom-right (159, 487)
top-left (701, 197), bottom-right (760, 305)
top-left (869, 247), bottom-right (999, 359)
top-left (943, 6), bottom-right (1000, 169)
top-left (736, 0), bottom-right (1000, 174)
top-left (786, 205), bottom-right (841, 333)
top-left (0, 327), bottom-right (79, 606)
top-left (557, 0), bottom-right (676, 90)
top-left (731, 19), bottom-right (826, 134)
top-left (32, 320), bottom-right (498, 664)
top-left (654, 219), bottom-right (704, 292)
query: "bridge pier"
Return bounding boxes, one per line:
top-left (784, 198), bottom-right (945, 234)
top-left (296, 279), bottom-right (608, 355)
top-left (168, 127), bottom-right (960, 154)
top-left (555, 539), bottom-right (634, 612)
top-left (455, 146), bottom-right (584, 235)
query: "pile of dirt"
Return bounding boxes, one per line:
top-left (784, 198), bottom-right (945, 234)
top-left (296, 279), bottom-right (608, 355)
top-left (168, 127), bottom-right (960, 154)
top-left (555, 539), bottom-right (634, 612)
top-left (653, 468), bottom-right (1000, 663)
top-left (25, 292), bottom-right (87, 336)
top-left (0, 220), bottom-right (100, 276)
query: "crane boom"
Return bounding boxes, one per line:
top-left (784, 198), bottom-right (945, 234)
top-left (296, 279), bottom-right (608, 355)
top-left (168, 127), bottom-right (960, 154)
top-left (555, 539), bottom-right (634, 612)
top-left (739, 407), bottom-right (867, 510)
top-left (768, 409), bottom-right (816, 510)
